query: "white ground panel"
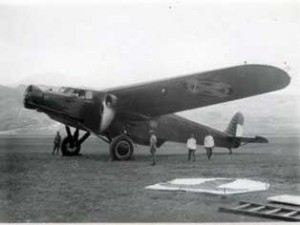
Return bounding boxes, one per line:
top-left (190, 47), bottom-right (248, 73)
top-left (267, 195), bottom-right (300, 206)
top-left (145, 178), bottom-right (270, 195)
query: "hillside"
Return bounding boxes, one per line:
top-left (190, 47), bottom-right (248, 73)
top-left (0, 85), bottom-right (60, 135)
top-left (0, 85), bottom-right (299, 137)
top-left (179, 93), bottom-right (300, 137)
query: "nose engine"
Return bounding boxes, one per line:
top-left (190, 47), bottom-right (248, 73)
top-left (23, 85), bottom-right (44, 109)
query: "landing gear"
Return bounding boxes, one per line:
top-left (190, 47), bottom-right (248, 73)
top-left (61, 126), bottom-right (90, 156)
top-left (109, 135), bottom-right (134, 161)
top-left (228, 148), bottom-right (233, 154)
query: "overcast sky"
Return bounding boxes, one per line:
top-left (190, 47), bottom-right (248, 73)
top-left (0, 0), bottom-right (299, 95)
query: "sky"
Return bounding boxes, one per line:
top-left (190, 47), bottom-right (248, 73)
top-left (0, 0), bottom-right (299, 95)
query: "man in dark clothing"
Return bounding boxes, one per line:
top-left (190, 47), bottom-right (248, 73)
top-left (52, 131), bottom-right (61, 155)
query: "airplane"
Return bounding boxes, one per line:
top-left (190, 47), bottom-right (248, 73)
top-left (23, 64), bottom-right (290, 160)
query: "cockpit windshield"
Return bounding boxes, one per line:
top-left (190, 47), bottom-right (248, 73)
top-left (58, 87), bottom-right (93, 100)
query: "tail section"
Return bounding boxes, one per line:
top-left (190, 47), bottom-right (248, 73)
top-left (225, 112), bottom-right (268, 148)
top-left (225, 112), bottom-right (244, 137)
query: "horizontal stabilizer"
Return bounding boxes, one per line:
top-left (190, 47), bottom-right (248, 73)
top-left (242, 136), bottom-right (269, 143)
top-left (229, 135), bottom-right (269, 144)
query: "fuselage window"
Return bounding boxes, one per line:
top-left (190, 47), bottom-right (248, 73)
top-left (85, 91), bottom-right (93, 99)
top-left (62, 88), bottom-right (92, 100)
top-left (77, 90), bottom-right (85, 98)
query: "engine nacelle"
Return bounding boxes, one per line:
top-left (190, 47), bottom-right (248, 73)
top-left (24, 85), bottom-right (44, 109)
top-left (100, 94), bottom-right (117, 132)
top-left (104, 94), bottom-right (117, 107)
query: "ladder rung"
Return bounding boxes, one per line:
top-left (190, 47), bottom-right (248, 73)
top-left (283, 211), bottom-right (298, 217)
top-left (235, 203), bottom-right (251, 209)
top-left (249, 205), bottom-right (266, 212)
top-left (265, 208), bottom-right (282, 214)
top-left (220, 201), bottom-right (300, 221)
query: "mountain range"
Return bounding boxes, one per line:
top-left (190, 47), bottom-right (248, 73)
top-left (0, 84), bottom-right (299, 137)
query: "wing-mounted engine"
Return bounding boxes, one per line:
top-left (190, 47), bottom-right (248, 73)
top-left (100, 94), bottom-right (118, 132)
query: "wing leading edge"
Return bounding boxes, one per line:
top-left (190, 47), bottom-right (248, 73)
top-left (111, 64), bottom-right (290, 117)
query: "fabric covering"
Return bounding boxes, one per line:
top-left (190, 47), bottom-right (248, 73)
top-left (145, 178), bottom-right (270, 195)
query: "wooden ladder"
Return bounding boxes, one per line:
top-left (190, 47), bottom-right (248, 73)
top-left (219, 201), bottom-right (300, 221)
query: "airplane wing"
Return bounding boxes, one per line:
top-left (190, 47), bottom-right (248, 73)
top-left (109, 65), bottom-right (290, 117)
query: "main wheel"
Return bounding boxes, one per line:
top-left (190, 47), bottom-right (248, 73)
top-left (61, 137), bottom-right (81, 156)
top-left (110, 135), bottom-right (134, 160)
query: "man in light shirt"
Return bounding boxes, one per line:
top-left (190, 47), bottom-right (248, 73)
top-left (204, 132), bottom-right (214, 160)
top-left (187, 133), bottom-right (197, 162)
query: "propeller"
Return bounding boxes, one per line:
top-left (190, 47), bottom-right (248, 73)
top-left (99, 94), bottom-right (118, 132)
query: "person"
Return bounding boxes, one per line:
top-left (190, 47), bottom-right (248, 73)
top-left (52, 131), bottom-right (61, 155)
top-left (187, 133), bottom-right (197, 161)
top-left (149, 130), bottom-right (157, 166)
top-left (204, 132), bottom-right (214, 160)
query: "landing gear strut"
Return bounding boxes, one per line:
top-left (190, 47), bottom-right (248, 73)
top-left (228, 148), bottom-right (233, 154)
top-left (61, 126), bottom-right (90, 156)
top-left (109, 135), bottom-right (134, 161)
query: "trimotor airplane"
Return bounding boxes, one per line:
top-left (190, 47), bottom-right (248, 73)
top-left (23, 64), bottom-right (290, 160)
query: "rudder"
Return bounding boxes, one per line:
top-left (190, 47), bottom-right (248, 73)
top-left (225, 112), bottom-right (244, 137)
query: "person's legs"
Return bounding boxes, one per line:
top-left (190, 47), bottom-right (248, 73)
top-left (150, 149), bottom-right (154, 165)
top-left (192, 150), bottom-right (195, 161)
top-left (208, 147), bottom-right (212, 160)
top-left (205, 147), bottom-right (212, 160)
top-left (188, 149), bottom-right (191, 161)
top-left (108, 146), bottom-right (114, 161)
top-left (52, 145), bottom-right (56, 155)
top-left (56, 145), bottom-right (60, 155)
top-left (151, 150), bottom-right (156, 165)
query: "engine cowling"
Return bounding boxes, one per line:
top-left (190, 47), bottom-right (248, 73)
top-left (100, 94), bottom-right (117, 132)
top-left (24, 85), bottom-right (44, 109)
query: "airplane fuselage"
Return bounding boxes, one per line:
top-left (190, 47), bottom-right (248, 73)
top-left (24, 85), bottom-right (239, 149)
top-left (23, 65), bottom-right (286, 159)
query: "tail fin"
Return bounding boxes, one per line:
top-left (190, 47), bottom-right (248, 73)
top-left (225, 112), bottom-right (244, 137)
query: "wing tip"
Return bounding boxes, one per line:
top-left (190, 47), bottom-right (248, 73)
top-left (238, 64), bottom-right (291, 91)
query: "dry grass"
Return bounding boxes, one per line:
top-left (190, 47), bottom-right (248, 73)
top-left (0, 136), bottom-right (299, 222)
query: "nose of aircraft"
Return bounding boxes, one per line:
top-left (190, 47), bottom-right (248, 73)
top-left (23, 85), bottom-right (44, 109)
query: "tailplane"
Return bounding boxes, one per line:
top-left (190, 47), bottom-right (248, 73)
top-left (225, 112), bottom-right (244, 137)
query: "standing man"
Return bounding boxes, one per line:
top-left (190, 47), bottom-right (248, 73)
top-left (204, 131), bottom-right (214, 160)
top-left (187, 133), bottom-right (197, 161)
top-left (52, 131), bottom-right (61, 155)
top-left (149, 130), bottom-right (157, 166)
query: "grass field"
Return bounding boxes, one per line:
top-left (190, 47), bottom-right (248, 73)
top-left (0, 136), bottom-right (299, 222)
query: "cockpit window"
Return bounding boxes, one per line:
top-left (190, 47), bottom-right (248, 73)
top-left (75, 90), bottom-right (85, 98)
top-left (60, 87), bottom-right (93, 100)
top-left (85, 91), bottom-right (93, 99)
